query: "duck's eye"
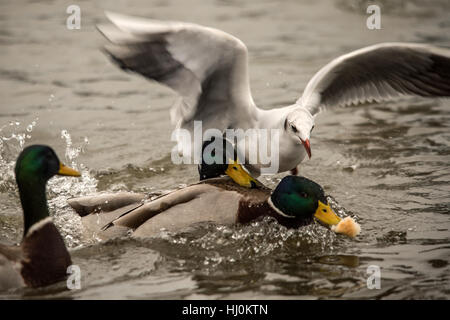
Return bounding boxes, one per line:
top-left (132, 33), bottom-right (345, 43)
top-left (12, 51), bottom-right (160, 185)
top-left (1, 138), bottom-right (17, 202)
top-left (322, 208), bottom-right (327, 213)
top-left (299, 192), bottom-right (308, 198)
top-left (233, 166), bottom-right (238, 171)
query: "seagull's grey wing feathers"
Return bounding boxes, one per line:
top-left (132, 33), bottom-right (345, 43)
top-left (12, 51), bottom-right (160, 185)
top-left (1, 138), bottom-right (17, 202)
top-left (98, 12), bottom-right (255, 128)
top-left (299, 43), bottom-right (450, 115)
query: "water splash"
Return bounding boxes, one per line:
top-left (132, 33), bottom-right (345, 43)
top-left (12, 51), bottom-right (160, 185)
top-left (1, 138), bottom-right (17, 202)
top-left (158, 216), bottom-right (340, 270)
top-left (47, 129), bottom-right (97, 247)
top-left (0, 119), bottom-right (37, 192)
top-left (0, 120), bottom-right (98, 248)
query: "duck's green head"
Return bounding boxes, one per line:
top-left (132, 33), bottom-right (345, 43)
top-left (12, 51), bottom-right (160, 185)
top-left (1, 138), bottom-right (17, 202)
top-left (15, 145), bottom-right (81, 236)
top-left (15, 145), bottom-right (81, 183)
top-left (269, 176), bottom-right (341, 226)
top-left (199, 137), bottom-right (262, 188)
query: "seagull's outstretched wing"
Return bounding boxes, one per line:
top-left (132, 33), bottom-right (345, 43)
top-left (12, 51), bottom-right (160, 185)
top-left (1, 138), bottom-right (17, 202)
top-left (299, 43), bottom-right (450, 115)
top-left (98, 12), bottom-right (255, 129)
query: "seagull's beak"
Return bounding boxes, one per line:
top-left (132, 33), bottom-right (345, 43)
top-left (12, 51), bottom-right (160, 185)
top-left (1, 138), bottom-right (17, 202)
top-left (225, 159), bottom-right (263, 189)
top-left (58, 163), bottom-right (81, 177)
top-left (301, 138), bottom-right (312, 158)
top-left (314, 200), bottom-right (341, 226)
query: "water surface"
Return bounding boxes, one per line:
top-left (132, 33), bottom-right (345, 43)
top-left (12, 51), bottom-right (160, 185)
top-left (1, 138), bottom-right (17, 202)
top-left (0, 0), bottom-right (449, 299)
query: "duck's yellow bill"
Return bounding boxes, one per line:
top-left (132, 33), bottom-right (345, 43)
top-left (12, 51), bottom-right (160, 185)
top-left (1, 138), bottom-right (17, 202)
top-left (58, 163), bottom-right (81, 177)
top-left (225, 160), bottom-right (262, 189)
top-left (314, 200), bottom-right (341, 226)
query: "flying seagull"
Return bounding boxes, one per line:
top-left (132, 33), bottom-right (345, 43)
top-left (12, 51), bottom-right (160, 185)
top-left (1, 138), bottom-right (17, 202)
top-left (97, 12), bottom-right (450, 175)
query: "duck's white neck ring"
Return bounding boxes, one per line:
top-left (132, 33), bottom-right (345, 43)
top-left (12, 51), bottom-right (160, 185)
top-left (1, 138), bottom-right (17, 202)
top-left (26, 216), bottom-right (53, 237)
top-left (267, 196), bottom-right (296, 219)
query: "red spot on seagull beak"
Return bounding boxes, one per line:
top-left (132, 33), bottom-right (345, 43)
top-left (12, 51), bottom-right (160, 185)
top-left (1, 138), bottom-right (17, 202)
top-left (301, 138), bottom-right (311, 158)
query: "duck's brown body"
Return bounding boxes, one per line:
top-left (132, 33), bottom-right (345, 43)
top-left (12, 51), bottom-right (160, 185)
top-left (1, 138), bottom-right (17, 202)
top-left (0, 218), bottom-right (72, 290)
top-left (68, 177), bottom-right (312, 240)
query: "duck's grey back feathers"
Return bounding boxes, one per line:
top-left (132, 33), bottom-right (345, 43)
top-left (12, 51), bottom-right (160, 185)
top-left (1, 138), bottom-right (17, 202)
top-left (67, 177), bottom-right (271, 238)
top-left (68, 192), bottom-right (146, 217)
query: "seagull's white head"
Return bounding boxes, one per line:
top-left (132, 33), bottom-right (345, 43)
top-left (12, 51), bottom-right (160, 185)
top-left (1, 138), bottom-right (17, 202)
top-left (285, 108), bottom-right (315, 159)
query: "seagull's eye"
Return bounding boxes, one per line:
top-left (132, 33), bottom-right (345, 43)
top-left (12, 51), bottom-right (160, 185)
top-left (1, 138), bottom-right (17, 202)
top-left (311, 125), bottom-right (315, 133)
top-left (290, 124), bottom-right (298, 133)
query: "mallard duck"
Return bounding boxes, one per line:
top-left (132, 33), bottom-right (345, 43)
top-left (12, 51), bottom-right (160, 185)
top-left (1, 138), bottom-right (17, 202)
top-left (68, 175), bottom-right (342, 239)
top-left (198, 136), bottom-right (262, 188)
top-left (0, 145), bottom-right (80, 290)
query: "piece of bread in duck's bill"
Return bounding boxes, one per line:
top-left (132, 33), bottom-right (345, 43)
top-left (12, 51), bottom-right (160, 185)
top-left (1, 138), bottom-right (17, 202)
top-left (331, 217), bottom-right (361, 238)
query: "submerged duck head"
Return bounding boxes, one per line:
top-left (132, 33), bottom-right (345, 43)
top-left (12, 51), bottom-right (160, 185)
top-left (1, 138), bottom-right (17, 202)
top-left (15, 145), bottom-right (81, 235)
top-left (198, 137), bottom-right (261, 188)
top-left (269, 175), bottom-right (341, 226)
